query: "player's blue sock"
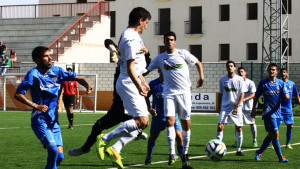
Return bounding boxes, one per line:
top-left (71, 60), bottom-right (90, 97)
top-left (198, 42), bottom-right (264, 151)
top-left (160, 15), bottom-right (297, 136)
top-left (257, 136), bottom-right (271, 154)
top-left (45, 146), bottom-right (58, 169)
top-left (272, 139), bottom-right (283, 159)
top-left (177, 145), bottom-right (184, 161)
top-left (147, 139), bottom-right (156, 158)
top-left (286, 127), bottom-right (292, 145)
top-left (56, 152), bottom-right (64, 166)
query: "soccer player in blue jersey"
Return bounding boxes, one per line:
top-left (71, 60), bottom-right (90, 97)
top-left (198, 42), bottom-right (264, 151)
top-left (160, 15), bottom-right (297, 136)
top-left (144, 69), bottom-right (184, 165)
top-left (251, 63), bottom-right (289, 163)
top-left (280, 68), bottom-right (300, 149)
top-left (14, 46), bottom-right (92, 169)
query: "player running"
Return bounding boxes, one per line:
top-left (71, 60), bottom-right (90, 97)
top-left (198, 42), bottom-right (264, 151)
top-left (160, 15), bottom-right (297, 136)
top-left (147, 31), bottom-right (204, 169)
top-left (96, 7), bottom-right (151, 169)
top-left (216, 61), bottom-right (247, 156)
top-left (144, 69), bottom-right (184, 166)
top-left (252, 63), bottom-right (289, 163)
top-left (232, 67), bottom-right (258, 147)
top-left (280, 68), bottom-right (300, 149)
top-left (14, 46), bottom-right (92, 169)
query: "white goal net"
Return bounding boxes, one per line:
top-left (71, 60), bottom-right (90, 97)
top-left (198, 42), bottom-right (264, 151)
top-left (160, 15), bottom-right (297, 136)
top-left (1, 73), bottom-right (97, 112)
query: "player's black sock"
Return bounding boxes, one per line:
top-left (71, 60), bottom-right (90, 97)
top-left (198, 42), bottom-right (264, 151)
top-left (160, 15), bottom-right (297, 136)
top-left (81, 120), bottom-right (103, 151)
top-left (67, 113), bottom-right (73, 126)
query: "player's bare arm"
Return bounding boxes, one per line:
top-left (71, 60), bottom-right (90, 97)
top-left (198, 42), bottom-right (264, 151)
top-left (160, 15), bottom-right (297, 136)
top-left (195, 61), bottom-right (204, 88)
top-left (243, 92), bottom-right (255, 102)
top-left (251, 98), bottom-right (258, 118)
top-left (75, 76), bottom-right (93, 94)
top-left (14, 93), bottom-right (48, 112)
top-left (127, 59), bottom-right (148, 96)
top-left (232, 93), bottom-right (244, 115)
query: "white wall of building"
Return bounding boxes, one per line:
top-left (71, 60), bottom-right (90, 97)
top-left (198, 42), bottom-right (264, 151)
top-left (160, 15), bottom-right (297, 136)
top-left (0, 0), bottom-right (39, 6)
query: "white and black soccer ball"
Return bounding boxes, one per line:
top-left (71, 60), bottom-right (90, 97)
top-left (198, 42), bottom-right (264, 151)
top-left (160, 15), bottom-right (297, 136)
top-left (205, 139), bottom-right (227, 160)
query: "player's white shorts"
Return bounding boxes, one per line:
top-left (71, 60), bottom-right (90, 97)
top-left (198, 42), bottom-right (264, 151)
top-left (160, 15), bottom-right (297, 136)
top-left (242, 109), bottom-right (255, 124)
top-left (218, 105), bottom-right (244, 127)
top-left (164, 93), bottom-right (191, 120)
top-left (116, 75), bottom-right (148, 117)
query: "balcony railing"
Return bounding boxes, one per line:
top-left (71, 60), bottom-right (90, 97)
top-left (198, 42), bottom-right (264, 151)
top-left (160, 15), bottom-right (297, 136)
top-left (0, 2), bottom-right (107, 19)
top-left (47, 1), bottom-right (110, 62)
top-left (184, 21), bottom-right (202, 35)
top-left (154, 22), bottom-right (170, 35)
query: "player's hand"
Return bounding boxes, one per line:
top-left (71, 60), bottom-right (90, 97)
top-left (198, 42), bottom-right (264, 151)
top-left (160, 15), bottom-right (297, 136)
top-left (86, 85), bottom-right (93, 94)
top-left (149, 108), bottom-right (157, 117)
top-left (35, 104), bottom-right (48, 112)
top-left (139, 82), bottom-right (150, 96)
top-left (197, 78), bottom-right (204, 88)
top-left (76, 98), bottom-right (80, 105)
top-left (232, 107), bottom-right (238, 115)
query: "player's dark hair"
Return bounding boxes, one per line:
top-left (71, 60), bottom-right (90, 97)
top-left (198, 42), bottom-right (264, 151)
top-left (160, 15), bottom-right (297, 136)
top-left (32, 46), bottom-right (49, 61)
top-left (128, 7), bottom-right (151, 26)
top-left (66, 67), bottom-right (73, 72)
top-left (163, 31), bottom-right (176, 41)
top-left (280, 67), bottom-right (287, 72)
top-left (226, 60), bottom-right (236, 67)
top-left (267, 63), bottom-right (278, 70)
top-left (238, 66), bottom-right (246, 72)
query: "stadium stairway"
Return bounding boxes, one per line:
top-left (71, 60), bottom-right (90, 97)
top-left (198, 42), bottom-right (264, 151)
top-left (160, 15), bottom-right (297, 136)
top-left (0, 16), bottom-right (79, 63)
top-left (0, 15), bottom-right (109, 64)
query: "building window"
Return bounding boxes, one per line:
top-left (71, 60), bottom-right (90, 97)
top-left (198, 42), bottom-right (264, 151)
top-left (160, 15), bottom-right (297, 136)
top-left (220, 44), bottom-right (230, 60)
top-left (110, 11), bottom-right (116, 37)
top-left (247, 43), bottom-right (258, 60)
top-left (77, 0), bottom-right (87, 3)
top-left (185, 6), bottom-right (202, 34)
top-left (282, 0), bottom-right (292, 14)
top-left (282, 38), bottom-right (292, 56)
top-left (155, 8), bottom-right (170, 35)
top-left (220, 5), bottom-right (230, 21)
top-left (159, 46), bottom-right (165, 54)
top-left (190, 45), bottom-right (202, 62)
top-left (247, 3), bottom-right (258, 20)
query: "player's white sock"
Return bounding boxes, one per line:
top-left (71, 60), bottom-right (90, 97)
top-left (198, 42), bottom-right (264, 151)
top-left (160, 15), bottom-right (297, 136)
top-left (102, 119), bottom-right (139, 142)
top-left (236, 130), bottom-right (243, 152)
top-left (182, 129), bottom-right (191, 154)
top-left (216, 131), bottom-right (223, 140)
top-left (167, 126), bottom-right (176, 155)
top-left (250, 124), bottom-right (257, 142)
top-left (112, 130), bottom-right (139, 153)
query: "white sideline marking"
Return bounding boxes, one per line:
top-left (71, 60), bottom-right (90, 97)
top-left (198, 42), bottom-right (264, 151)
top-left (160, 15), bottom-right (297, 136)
top-left (107, 143), bottom-right (300, 169)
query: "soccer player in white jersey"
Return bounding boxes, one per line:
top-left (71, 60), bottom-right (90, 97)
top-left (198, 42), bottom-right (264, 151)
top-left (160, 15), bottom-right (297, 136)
top-left (96, 7), bottom-right (151, 169)
top-left (232, 67), bottom-right (258, 147)
top-left (147, 31), bottom-right (204, 169)
top-left (216, 61), bottom-right (247, 156)
top-left (280, 68), bottom-right (300, 149)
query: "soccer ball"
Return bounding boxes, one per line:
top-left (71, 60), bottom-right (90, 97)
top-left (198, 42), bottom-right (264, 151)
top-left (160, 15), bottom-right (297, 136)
top-left (205, 139), bottom-right (226, 160)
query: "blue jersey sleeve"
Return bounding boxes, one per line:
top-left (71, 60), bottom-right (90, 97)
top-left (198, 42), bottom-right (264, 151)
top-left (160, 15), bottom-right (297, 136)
top-left (56, 67), bottom-right (76, 82)
top-left (16, 71), bottom-right (34, 95)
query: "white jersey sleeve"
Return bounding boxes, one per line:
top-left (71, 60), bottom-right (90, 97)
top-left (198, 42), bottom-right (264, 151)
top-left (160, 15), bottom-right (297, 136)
top-left (181, 49), bottom-right (198, 65)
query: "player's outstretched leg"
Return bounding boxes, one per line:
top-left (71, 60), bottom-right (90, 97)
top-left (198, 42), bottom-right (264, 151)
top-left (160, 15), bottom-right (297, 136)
top-left (285, 125), bottom-right (293, 149)
top-left (106, 146), bottom-right (124, 169)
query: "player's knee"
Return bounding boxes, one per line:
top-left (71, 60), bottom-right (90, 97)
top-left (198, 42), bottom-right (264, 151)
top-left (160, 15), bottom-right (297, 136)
top-left (217, 124), bottom-right (224, 131)
top-left (92, 120), bottom-right (103, 133)
top-left (48, 145), bottom-right (59, 155)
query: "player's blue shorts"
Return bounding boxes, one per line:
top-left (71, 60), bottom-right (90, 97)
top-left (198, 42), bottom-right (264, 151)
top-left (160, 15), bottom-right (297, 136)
top-left (32, 115), bottom-right (63, 148)
top-left (282, 114), bottom-right (294, 125)
top-left (264, 118), bottom-right (281, 132)
top-left (150, 116), bottom-right (182, 134)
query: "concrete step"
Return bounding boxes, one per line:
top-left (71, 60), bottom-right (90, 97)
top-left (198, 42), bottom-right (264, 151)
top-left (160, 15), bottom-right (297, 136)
top-left (0, 23), bottom-right (66, 30)
top-left (0, 16), bottom-right (80, 25)
top-left (0, 29), bottom-right (59, 36)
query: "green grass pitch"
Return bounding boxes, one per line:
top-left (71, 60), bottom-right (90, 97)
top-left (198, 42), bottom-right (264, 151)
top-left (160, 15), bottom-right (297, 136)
top-left (1, 111), bottom-right (300, 169)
